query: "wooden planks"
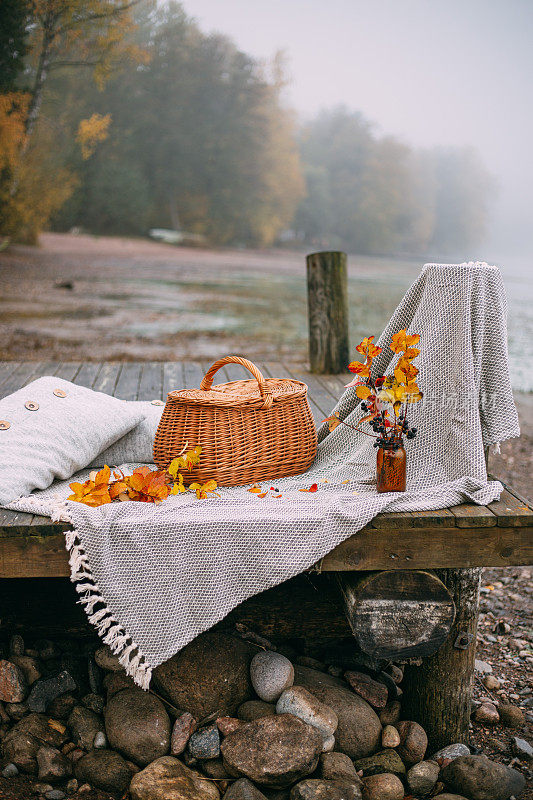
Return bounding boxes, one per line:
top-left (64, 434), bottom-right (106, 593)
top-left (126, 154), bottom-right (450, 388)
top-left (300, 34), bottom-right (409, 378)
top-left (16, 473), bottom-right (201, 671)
top-left (0, 360), bottom-right (532, 578)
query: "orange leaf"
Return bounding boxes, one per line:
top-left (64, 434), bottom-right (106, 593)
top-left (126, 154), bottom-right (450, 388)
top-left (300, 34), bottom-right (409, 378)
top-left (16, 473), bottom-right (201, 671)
top-left (257, 492), bottom-right (267, 498)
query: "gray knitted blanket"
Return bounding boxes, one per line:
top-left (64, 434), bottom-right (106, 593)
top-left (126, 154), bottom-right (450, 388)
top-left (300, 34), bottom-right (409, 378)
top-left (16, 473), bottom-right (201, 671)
top-left (9, 262), bottom-right (520, 688)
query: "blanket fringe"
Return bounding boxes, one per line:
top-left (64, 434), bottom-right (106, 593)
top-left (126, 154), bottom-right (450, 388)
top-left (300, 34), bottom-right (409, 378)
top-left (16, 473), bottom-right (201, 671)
top-left (64, 529), bottom-right (152, 691)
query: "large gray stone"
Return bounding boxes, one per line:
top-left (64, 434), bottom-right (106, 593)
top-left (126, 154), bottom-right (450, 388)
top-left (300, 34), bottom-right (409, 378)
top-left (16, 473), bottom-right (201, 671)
top-left (221, 714), bottom-right (323, 788)
top-left (431, 743), bottom-right (470, 763)
top-left (153, 631), bottom-right (258, 718)
top-left (105, 687), bottom-right (170, 766)
top-left (129, 756), bottom-right (220, 800)
top-left (295, 668), bottom-right (381, 760)
top-left (276, 686), bottom-right (337, 740)
top-left (250, 652), bottom-right (294, 703)
top-left (441, 755), bottom-right (526, 800)
top-left (223, 778), bottom-right (269, 800)
top-left (406, 760), bottom-right (440, 794)
top-left (319, 752), bottom-right (361, 783)
top-left (395, 719), bottom-right (427, 765)
top-left (290, 779), bottom-right (362, 800)
top-left (1, 713), bottom-right (68, 775)
top-left (28, 671), bottom-right (76, 714)
top-left (75, 749), bottom-right (133, 794)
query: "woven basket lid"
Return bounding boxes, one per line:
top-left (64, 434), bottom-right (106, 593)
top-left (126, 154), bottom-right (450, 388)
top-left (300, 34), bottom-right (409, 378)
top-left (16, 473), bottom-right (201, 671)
top-left (168, 377), bottom-right (307, 409)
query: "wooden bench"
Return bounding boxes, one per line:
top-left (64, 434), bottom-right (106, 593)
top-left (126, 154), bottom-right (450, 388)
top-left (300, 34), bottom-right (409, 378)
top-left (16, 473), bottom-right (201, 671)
top-left (1, 359), bottom-right (532, 750)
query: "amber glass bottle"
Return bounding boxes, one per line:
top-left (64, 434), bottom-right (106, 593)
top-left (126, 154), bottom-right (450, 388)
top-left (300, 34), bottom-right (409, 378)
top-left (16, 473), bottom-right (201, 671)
top-left (376, 441), bottom-right (406, 493)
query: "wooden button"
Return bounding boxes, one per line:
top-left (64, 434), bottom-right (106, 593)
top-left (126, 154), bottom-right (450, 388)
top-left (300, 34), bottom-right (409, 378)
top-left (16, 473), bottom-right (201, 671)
top-left (25, 401), bottom-right (39, 411)
top-left (53, 389), bottom-right (67, 398)
top-left (151, 399), bottom-right (165, 406)
top-left (0, 420), bottom-right (11, 430)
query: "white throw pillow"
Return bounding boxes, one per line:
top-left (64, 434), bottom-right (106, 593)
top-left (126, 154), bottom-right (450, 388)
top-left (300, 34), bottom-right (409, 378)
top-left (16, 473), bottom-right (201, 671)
top-left (88, 401), bottom-right (164, 467)
top-left (0, 376), bottom-right (145, 505)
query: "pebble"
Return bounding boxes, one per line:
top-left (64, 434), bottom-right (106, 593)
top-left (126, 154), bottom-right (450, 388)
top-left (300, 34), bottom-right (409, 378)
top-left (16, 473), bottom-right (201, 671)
top-left (291, 778), bottom-right (362, 800)
top-left (75, 749), bottom-right (133, 794)
top-left (94, 646), bottom-right (123, 672)
top-left (322, 735), bottom-right (335, 752)
top-left (498, 703), bottom-right (525, 729)
top-left (354, 749), bottom-right (405, 776)
top-left (474, 659), bottom-right (493, 674)
top-left (77, 784), bottom-right (92, 794)
top-left (217, 716), bottom-right (246, 736)
top-left (474, 702), bottom-right (500, 724)
top-left (0, 659), bottom-right (28, 703)
top-left (46, 694), bottom-right (77, 720)
top-left (483, 675), bottom-right (501, 691)
top-left (406, 760), bottom-right (440, 794)
top-left (67, 705), bottom-right (103, 750)
top-left (319, 752), bottom-right (361, 783)
top-left (387, 665), bottom-right (403, 684)
top-left (344, 671), bottom-right (388, 709)
top-left (129, 756), bottom-right (219, 800)
top-left (276, 685), bottom-right (338, 740)
top-left (44, 792), bottom-right (65, 800)
top-left (441, 754), bottom-right (525, 800)
top-left (224, 777), bottom-right (269, 799)
top-left (395, 720), bottom-right (428, 765)
top-left (81, 692), bottom-right (105, 715)
top-left (66, 778), bottom-right (78, 793)
top-left (32, 783), bottom-right (54, 795)
top-left (238, 700), bottom-right (276, 721)
top-left (9, 635), bottom-right (25, 657)
top-left (361, 772), bottom-right (404, 800)
top-left (28, 671), bottom-right (76, 714)
top-left (379, 700), bottom-right (401, 726)
top-left (105, 687), bottom-right (171, 767)
top-left (381, 725), bottom-right (400, 748)
top-left (512, 736), bottom-right (533, 759)
top-left (250, 651), bottom-right (295, 702)
top-left (5, 701), bottom-right (29, 721)
top-left (432, 743), bottom-right (470, 762)
top-left (188, 723), bottom-right (221, 759)
top-left (171, 711), bottom-right (197, 755)
top-left (1, 762), bottom-right (19, 777)
top-left (36, 744), bottom-right (72, 782)
top-left (10, 655), bottom-right (41, 686)
top-left (93, 731), bottom-right (107, 748)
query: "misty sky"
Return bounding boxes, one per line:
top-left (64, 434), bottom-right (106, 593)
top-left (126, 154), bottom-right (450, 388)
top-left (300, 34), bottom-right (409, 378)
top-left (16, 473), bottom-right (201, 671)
top-left (184, 0), bottom-right (532, 259)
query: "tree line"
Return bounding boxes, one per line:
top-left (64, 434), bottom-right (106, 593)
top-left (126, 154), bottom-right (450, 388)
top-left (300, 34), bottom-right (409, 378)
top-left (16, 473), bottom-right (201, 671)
top-left (0, 0), bottom-right (492, 255)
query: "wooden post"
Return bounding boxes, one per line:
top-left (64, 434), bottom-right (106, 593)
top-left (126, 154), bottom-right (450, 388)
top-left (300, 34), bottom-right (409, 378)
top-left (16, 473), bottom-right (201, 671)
top-left (338, 570), bottom-right (455, 661)
top-left (306, 251), bottom-right (349, 374)
top-left (401, 568), bottom-right (482, 751)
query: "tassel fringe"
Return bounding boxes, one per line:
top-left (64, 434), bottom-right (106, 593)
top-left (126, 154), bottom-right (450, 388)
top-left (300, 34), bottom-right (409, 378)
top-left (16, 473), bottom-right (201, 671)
top-left (64, 529), bottom-right (152, 690)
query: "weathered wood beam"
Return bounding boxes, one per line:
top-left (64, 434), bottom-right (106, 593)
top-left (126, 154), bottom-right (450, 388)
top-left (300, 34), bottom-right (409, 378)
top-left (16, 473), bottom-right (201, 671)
top-left (306, 251), bottom-right (349, 374)
top-left (401, 568), bottom-right (482, 750)
top-left (337, 570), bottom-right (455, 660)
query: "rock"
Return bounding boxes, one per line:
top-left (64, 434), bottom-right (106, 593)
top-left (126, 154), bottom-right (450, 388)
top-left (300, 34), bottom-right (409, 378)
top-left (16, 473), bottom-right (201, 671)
top-left (381, 725), bottom-right (400, 748)
top-left (46, 694), bottom-right (77, 720)
top-left (75, 749), bottom-right (133, 794)
top-left (36, 745), bottom-right (72, 782)
top-left (251, 652), bottom-right (294, 703)
top-left (217, 717), bottom-right (246, 736)
top-left (290, 779), bottom-right (362, 800)
top-left (87, 657), bottom-right (102, 695)
top-left (32, 782), bottom-right (54, 795)
top-left (321, 735), bottom-right (335, 752)
top-left (474, 659), bottom-right (492, 674)
top-left (66, 778), bottom-right (78, 793)
top-left (431, 743), bottom-right (470, 762)
top-left (188, 724), bottom-right (220, 759)
top-left (294, 669), bottom-right (381, 760)
top-left (0, 659), bottom-right (28, 703)
top-left (1, 713), bottom-right (68, 774)
top-left (276, 686), bottom-right (338, 740)
top-left (94, 646), bottom-right (123, 672)
top-left (354, 750), bottom-right (405, 777)
top-left (441, 754), bottom-right (526, 800)
top-left (35, 641), bottom-right (60, 661)
top-left (78, 784), bottom-right (92, 794)
top-left (5, 701), bottom-right (29, 721)
top-left (220, 714), bottom-right (323, 788)
top-left (296, 657), bottom-right (327, 671)
top-left (406, 760), bottom-right (440, 794)
top-left (103, 670), bottom-right (135, 697)
top-left (1, 762), bottom-right (19, 777)
top-left (224, 777), bottom-right (269, 799)
top-left (344, 672), bottom-right (388, 709)
top-left (361, 773), bottom-right (404, 800)
top-left (379, 701), bottom-right (401, 726)
top-left (9, 635), bottom-right (25, 657)
top-left (474, 702), bottom-right (500, 724)
top-left (67, 706), bottom-right (103, 751)
top-left (105, 687), bottom-right (170, 766)
top-left (153, 631), bottom-right (258, 718)
top-left (129, 756), bottom-right (220, 800)
top-left (483, 675), bottom-right (501, 691)
top-left (319, 753), bottom-right (361, 783)
top-left (28, 672), bottom-right (77, 714)
top-left (81, 693), bottom-right (105, 715)
top-left (11, 656), bottom-right (41, 686)
top-left (387, 665), bottom-right (403, 684)
top-left (45, 790), bottom-right (65, 800)
top-left (238, 701), bottom-right (276, 721)
top-left (497, 703), bottom-right (525, 728)
top-left (431, 796), bottom-right (468, 800)
top-left (93, 731), bottom-right (106, 749)
top-left (512, 736), bottom-right (533, 759)
top-left (171, 712), bottom-right (197, 755)
top-left (395, 720), bottom-right (427, 765)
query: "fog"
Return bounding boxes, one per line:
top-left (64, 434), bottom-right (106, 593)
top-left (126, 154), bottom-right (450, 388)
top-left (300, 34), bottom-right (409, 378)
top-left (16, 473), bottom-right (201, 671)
top-left (187, 0), bottom-right (533, 262)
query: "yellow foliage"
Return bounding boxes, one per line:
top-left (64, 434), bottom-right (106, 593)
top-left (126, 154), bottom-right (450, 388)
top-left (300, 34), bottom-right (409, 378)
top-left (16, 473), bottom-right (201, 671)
top-left (77, 113), bottom-right (111, 159)
top-left (0, 93), bottom-right (29, 173)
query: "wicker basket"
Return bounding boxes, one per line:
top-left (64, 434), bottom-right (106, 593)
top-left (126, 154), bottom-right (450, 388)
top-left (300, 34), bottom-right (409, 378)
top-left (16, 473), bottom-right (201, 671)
top-left (153, 356), bottom-right (317, 487)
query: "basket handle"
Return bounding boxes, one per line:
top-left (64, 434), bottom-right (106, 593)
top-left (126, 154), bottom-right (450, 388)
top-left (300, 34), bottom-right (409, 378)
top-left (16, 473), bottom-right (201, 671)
top-left (200, 356), bottom-right (273, 409)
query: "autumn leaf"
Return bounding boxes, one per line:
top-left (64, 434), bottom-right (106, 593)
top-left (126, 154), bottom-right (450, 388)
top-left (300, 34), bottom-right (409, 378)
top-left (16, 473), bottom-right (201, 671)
top-left (348, 360), bottom-right (371, 378)
top-left (190, 480), bottom-right (219, 499)
top-left (323, 412), bottom-right (342, 432)
top-left (248, 485), bottom-right (262, 494)
top-left (355, 385), bottom-right (371, 399)
top-left (299, 483), bottom-right (318, 493)
top-left (168, 445), bottom-right (202, 477)
top-left (257, 492), bottom-right (268, 498)
top-left (170, 473), bottom-right (187, 495)
top-left (355, 336), bottom-right (382, 359)
top-left (390, 330), bottom-right (420, 354)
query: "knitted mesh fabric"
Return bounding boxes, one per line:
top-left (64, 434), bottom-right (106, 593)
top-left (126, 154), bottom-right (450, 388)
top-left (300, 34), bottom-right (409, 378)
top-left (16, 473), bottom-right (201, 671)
top-left (7, 263), bottom-right (520, 688)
